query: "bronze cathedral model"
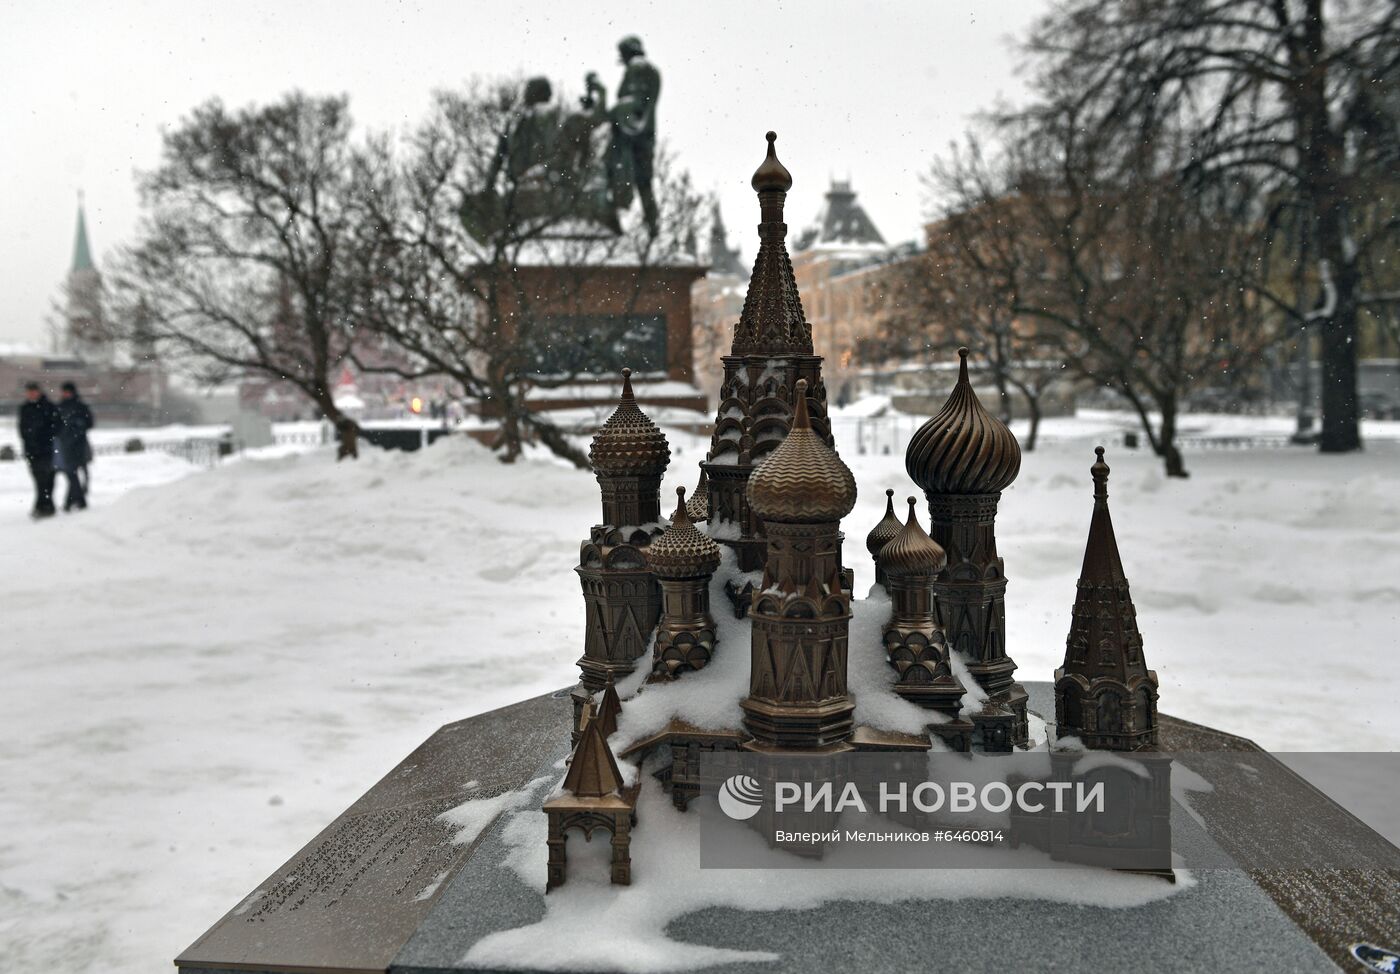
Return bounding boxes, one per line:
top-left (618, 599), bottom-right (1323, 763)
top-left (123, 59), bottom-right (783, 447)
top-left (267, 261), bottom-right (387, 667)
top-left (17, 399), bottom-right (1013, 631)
top-left (545, 133), bottom-right (1168, 889)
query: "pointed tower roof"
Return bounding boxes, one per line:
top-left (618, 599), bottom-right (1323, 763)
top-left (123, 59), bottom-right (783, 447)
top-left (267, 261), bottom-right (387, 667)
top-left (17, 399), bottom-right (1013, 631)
top-left (795, 179), bottom-right (885, 252)
top-left (731, 132), bottom-right (813, 356)
top-left (71, 200), bottom-right (95, 273)
top-left (708, 199), bottom-right (746, 277)
top-left (594, 676), bottom-right (623, 740)
top-left (1062, 448), bottom-right (1150, 684)
top-left (562, 717), bottom-right (624, 798)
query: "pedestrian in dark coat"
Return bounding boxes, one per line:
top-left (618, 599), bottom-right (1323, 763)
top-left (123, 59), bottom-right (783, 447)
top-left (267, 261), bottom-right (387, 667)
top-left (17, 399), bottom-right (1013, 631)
top-left (56, 381), bottom-right (94, 511)
top-left (18, 381), bottom-right (63, 518)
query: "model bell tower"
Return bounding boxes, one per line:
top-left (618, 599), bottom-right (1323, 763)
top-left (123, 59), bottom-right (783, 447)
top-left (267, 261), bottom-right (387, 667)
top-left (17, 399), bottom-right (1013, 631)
top-left (702, 133), bottom-right (832, 570)
top-left (906, 348), bottom-right (1028, 749)
top-left (1055, 448), bottom-right (1159, 750)
top-left (741, 380), bottom-right (858, 751)
top-left (576, 369), bottom-right (670, 701)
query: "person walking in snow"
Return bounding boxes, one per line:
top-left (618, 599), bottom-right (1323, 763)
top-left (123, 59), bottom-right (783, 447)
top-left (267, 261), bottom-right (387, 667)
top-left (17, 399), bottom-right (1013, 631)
top-left (55, 381), bottom-right (94, 511)
top-left (18, 381), bottom-right (63, 519)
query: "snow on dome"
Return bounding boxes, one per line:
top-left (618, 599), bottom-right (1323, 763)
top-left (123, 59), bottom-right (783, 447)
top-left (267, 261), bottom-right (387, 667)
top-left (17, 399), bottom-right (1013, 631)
top-left (746, 379), bottom-right (856, 523)
top-left (905, 348), bottom-right (1021, 495)
top-left (588, 368), bottom-right (671, 478)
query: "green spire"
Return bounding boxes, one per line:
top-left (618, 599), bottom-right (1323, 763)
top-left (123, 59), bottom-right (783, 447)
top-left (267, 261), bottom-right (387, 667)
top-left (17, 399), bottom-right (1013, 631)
top-left (72, 197), bottom-right (94, 272)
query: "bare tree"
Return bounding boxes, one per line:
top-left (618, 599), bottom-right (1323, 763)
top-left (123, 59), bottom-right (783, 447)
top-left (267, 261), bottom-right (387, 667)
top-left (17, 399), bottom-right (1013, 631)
top-left (353, 79), bottom-right (702, 467)
top-left (1020, 0), bottom-right (1400, 453)
top-left (109, 92), bottom-right (368, 458)
top-left (870, 139), bottom-right (1068, 450)
top-left (921, 121), bottom-right (1276, 477)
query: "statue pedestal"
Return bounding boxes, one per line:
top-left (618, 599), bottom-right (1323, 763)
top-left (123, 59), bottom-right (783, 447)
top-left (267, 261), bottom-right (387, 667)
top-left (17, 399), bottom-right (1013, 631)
top-left (176, 683), bottom-right (1400, 974)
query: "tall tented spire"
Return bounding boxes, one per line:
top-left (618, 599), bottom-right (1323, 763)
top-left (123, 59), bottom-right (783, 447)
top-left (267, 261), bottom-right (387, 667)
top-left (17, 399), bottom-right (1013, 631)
top-left (703, 132), bottom-right (832, 571)
top-left (732, 132), bottom-right (811, 356)
top-left (1054, 447), bottom-right (1158, 750)
top-left (708, 199), bottom-right (746, 277)
top-left (72, 198), bottom-right (95, 272)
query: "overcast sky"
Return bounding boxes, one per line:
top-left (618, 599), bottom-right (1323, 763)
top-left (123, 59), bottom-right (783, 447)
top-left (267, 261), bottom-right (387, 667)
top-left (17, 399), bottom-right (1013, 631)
top-left (0, 0), bottom-right (1047, 346)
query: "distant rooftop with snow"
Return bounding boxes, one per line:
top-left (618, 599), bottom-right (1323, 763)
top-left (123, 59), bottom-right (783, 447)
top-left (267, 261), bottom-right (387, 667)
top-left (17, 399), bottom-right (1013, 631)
top-left (794, 179), bottom-right (887, 253)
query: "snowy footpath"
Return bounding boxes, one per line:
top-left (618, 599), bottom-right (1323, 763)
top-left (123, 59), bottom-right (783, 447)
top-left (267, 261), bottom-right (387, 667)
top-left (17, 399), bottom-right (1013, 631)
top-left (0, 428), bottom-right (1397, 972)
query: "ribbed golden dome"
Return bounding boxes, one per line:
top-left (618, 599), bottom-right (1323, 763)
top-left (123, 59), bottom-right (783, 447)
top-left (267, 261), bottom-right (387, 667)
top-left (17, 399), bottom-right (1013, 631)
top-left (865, 488), bottom-right (902, 559)
top-left (648, 487), bottom-right (721, 578)
top-left (589, 368), bottom-right (670, 478)
top-left (905, 348), bottom-right (1020, 495)
top-left (880, 497), bottom-right (947, 578)
top-left (747, 380), bottom-right (856, 523)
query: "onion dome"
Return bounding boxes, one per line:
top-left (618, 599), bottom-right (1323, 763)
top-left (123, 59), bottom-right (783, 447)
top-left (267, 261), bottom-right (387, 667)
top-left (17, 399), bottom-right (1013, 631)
top-left (905, 348), bottom-right (1020, 495)
top-left (648, 488), bottom-right (721, 578)
top-left (880, 497), bottom-right (948, 579)
top-left (589, 368), bottom-right (670, 478)
top-left (751, 130), bottom-right (793, 193)
top-left (685, 468), bottom-right (710, 521)
top-left (747, 380), bottom-right (857, 523)
top-left (865, 489), bottom-right (902, 560)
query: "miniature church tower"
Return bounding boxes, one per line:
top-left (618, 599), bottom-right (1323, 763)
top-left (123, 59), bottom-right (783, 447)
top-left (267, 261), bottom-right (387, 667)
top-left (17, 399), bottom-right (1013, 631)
top-left (881, 497), bottom-right (968, 719)
top-left (648, 487), bottom-right (722, 678)
top-left (906, 348), bottom-right (1028, 749)
top-left (576, 370), bottom-right (670, 705)
top-left (741, 380), bottom-right (858, 751)
top-left (544, 713), bottom-right (636, 890)
top-left (1055, 448), bottom-right (1159, 750)
top-left (702, 133), bottom-right (833, 571)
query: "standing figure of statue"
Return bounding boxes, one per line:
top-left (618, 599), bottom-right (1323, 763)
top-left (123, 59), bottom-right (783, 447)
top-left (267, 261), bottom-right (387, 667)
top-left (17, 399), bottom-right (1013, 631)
top-left (584, 35), bottom-right (661, 236)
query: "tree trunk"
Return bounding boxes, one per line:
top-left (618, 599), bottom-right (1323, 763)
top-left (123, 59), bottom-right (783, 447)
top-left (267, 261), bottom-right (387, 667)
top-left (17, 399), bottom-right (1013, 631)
top-left (992, 369), bottom-right (1014, 425)
top-left (1121, 381), bottom-right (1189, 478)
top-left (1295, 0), bottom-right (1362, 453)
top-left (311, 389), bottom-right (359, 460)
top-left (1156, 400), bottom-right (1189, 478)
top-left (1022, 391), bottom-right (1042, 451)
top-left (335, 417), bottom-right (359, 460)
top-left (1317, 267), bottom-right (1363, 452)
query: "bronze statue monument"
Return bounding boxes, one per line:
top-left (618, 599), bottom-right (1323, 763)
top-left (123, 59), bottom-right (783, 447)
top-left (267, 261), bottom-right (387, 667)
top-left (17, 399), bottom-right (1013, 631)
top-left (462, 36), bottom-right (662, 240)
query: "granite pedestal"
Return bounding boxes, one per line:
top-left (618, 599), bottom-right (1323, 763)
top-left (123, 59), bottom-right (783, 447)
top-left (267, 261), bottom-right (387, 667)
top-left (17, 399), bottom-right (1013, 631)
top-left (175, 683), bottom-right (1400, 974)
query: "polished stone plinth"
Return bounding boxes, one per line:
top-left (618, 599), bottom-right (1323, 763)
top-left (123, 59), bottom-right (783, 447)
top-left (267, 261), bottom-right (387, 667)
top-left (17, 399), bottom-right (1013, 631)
top-left (176, 684), bottom-right (1400, 974)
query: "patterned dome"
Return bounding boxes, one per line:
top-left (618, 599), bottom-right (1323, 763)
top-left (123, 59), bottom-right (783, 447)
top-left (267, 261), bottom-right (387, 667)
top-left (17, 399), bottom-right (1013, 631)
top-left (648, 488), bottom-right (721, 578)
top-left (747, 380), bottom-right (857, 524)
top-left (880, 497), bottom-right (947, 578)
top-left (685, 469), bottom-right (710, 521)
top-left (905, 348), bottom-right (1020, 495)
top-left (865, 489), bottom-right (902, 559)
top-left (589, 369), bottom-right (670, 478)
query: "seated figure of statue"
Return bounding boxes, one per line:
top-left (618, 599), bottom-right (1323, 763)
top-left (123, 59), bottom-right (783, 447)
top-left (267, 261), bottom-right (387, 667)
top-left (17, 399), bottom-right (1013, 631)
top-left (461, 76), bottom-right (621, 241)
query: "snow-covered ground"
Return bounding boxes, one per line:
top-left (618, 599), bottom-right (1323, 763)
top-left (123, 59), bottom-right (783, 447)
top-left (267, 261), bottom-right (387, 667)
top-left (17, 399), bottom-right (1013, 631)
top-left (0, 418), bottom-right (1397, 973)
